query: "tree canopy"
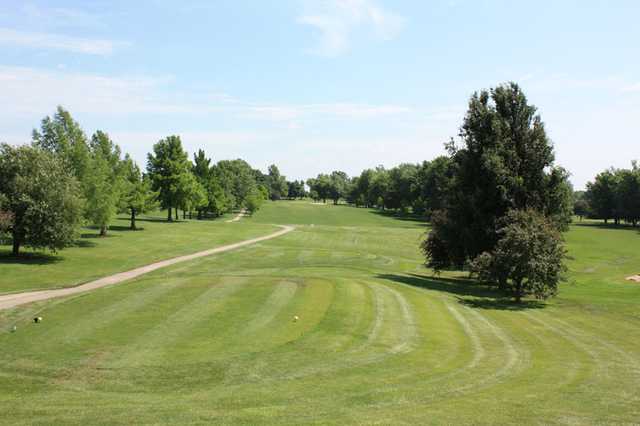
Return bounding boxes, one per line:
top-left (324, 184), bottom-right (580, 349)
top-left (422, 82), bottom-right (572, 271)
top-left (0, 144), bottom-right (83, 255)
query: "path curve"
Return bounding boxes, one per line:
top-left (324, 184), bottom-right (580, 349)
top-left (0, 225), bottom-right (294, 310)
top-left (226, 209), bottom-right (247, 223)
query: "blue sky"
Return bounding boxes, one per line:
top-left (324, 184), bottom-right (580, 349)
top-left (0, 0), bottom-right (638, 189)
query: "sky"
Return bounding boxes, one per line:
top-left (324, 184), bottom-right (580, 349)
top-left (0, 0), bottom-right (638, 189)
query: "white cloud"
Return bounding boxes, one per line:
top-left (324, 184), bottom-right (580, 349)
top-left (0, 28), bottom-right (125, 55)
top-left (0, 66), bottom-right (414, 122)
top-left (298, 0), bottom-right (405, 56)
top-left (622, 83), bottom-right (640, 92)
top-left (21, 4), bottom-right (106, 30)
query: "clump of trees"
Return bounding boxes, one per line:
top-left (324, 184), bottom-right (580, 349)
top-left (305, 159), bottom-right (454, 218)
top-left (1, 105), bottom-right (287, 256)
top-left (583, 163), bottom-right (640, 226)
top-left (422, 83), bottom-right (571, 302)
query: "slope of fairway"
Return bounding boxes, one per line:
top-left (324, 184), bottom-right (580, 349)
top-left (0, 211), bottom-right (275, 294)
top-left (1, 202), bottom-right (639, 424)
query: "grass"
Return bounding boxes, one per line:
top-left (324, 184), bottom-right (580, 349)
top-left (1, 201), bottom-right (639, 424)
top-left (0, 211), bottom-right (276, 294)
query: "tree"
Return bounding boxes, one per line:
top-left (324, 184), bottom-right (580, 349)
top-left (616, 163), bottom-right (640, 227)
top-left (573, 191), bottom-right (590, 221)
top-left (307, 174), bottom-right (332, 203)
top-left (213, 159), bottom-right (258, 209)
top-left (119, 156), bottom-right (158, 230)
top-left (176, 172), bottom-right (207, 219)
top-left (369, 166), bottom-right (390, 209)
top-left (0, 144), bottom-right (83, 256)
top-left (267, 164), bottom-right (288, 200)
top-left (32, 106), bottom-right (90, 183)
top-left (471, 209), bottom-right (567, 303)
top-left (84, 131), bottom-right (123, 236)
top-left (413, 157), bottom-right (454, 217)
top-left (424, 82), bottom-right (572, 270)
top-left (586, 169), bottom-right (618, 224)
top-left (328, 171), bottom-right (349, 204)
top-left (244, 187), bottom-right (266, 214)
top-left (146, 135), bottom-right (191, 221)
top-left (386, 164), bottom-right (417, 213)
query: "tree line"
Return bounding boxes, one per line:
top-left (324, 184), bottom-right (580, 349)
top-left (306, 158), bottom-right (452, 219)
top-left (0, 106), bottom-right (288, 256)
top-left (576, 163), bottom-right (640, 226)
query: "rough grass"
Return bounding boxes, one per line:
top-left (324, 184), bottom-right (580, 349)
top-left (0, 202), bottom-right (639, 424)
top-left (0, 211), bottom-right (275, 294)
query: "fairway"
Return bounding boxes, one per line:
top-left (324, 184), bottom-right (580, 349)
top-left (1, 202), bottom-right (639, 424)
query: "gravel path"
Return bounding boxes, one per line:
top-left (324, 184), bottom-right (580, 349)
top-left (0, 225), bottom-right (294, 310)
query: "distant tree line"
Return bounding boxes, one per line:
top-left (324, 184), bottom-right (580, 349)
top-left (577, 163), bottom-right (640, 226)
top-left (0, 106), bottom-right (287, 256)
top-left (305, 159), bottom-right (452, 218)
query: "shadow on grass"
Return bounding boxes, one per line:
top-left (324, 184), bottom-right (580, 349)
top-left (74, 240), bottom-right (97, 248)
top-left (376, 273), bottom-right (546, 311)
top-left (0, 250), bottom-right (62, 265)
top-left (368, 209), bottom-right (429, 226)
top-left (80, 233), bottom-right (112, 239)
top-left (573, 221), bottom-right (640, 232)
top-left (108, 225), bottom-right (144, 232)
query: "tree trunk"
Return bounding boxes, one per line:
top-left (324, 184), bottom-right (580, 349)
top-left (514, 280), bottom-right (523, 303)
top-left (100, 225), bottom-right (107, 237)
top-left (168, 207), bottom-right (173, 222)
top-left (183, 210), bottom-right (186, 220)
top-left (130, 209), bottom-right (137, 230)
top-left (12, 232), bottom-right (20, 256)
top-left (175, 207), bottom-right (179, 220)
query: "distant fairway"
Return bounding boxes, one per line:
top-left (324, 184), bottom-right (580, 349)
top-left (1, 201), bottom-right (640, 424)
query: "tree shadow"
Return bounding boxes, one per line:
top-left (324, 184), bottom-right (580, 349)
top-left (368, 209), bottom-right (429, 226)
top-left (0, 250), bottom-right (62, 265)
top-left (376, 273), bottom-right (546, 311)
top-left (74, 239), bottom-right (97, 248)
top-left (126, 217), bottom-right (184, 224)
top-left (80, 233), bottom-right (113, 239)
top-left (108, 225), bottom-right (144, 232)
top-left (573, 221), bottom-right (640, 232)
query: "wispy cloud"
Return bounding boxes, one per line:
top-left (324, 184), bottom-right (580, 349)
top-left (0, 65), bottom-right (414, 121)
top-left (298, 0), bottom-right (405, 56)
top-left (622, 83), bottom-right (640, 92)
top-left (0, 28), bottom-right (126, 55)
top-left (21, 4), bottom-right (107, 30)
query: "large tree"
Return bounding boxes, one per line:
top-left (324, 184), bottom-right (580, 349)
top-left (423, 82), bottom-right (572, 271)
top-left (585, 169), bottom-right (618, 224)
top-left (328, 171), bottom-right (349, 205)
top-left (146, 135), bottom-right (191, 221)
top-left (0, 144), bottom-right (83, 256)
top-left (32, 106), bottom-right (90, 183)
top-left (85, 131), bottom-right (123, 236)
top-left (213, 159), bottom-right (258, 209)
top-left (267, 164), bottom-right (288, 201)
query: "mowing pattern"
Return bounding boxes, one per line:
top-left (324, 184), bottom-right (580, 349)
top-left (1, 207), bottom-right (640, 424)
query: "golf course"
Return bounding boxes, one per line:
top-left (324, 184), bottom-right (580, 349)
top-left (1, 201), bottom-right (639, 424)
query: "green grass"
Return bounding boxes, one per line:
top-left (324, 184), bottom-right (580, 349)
top-left (1, 201), bottom-right (639, 424)
top-left (0, 211), bottom-right (276, 294)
